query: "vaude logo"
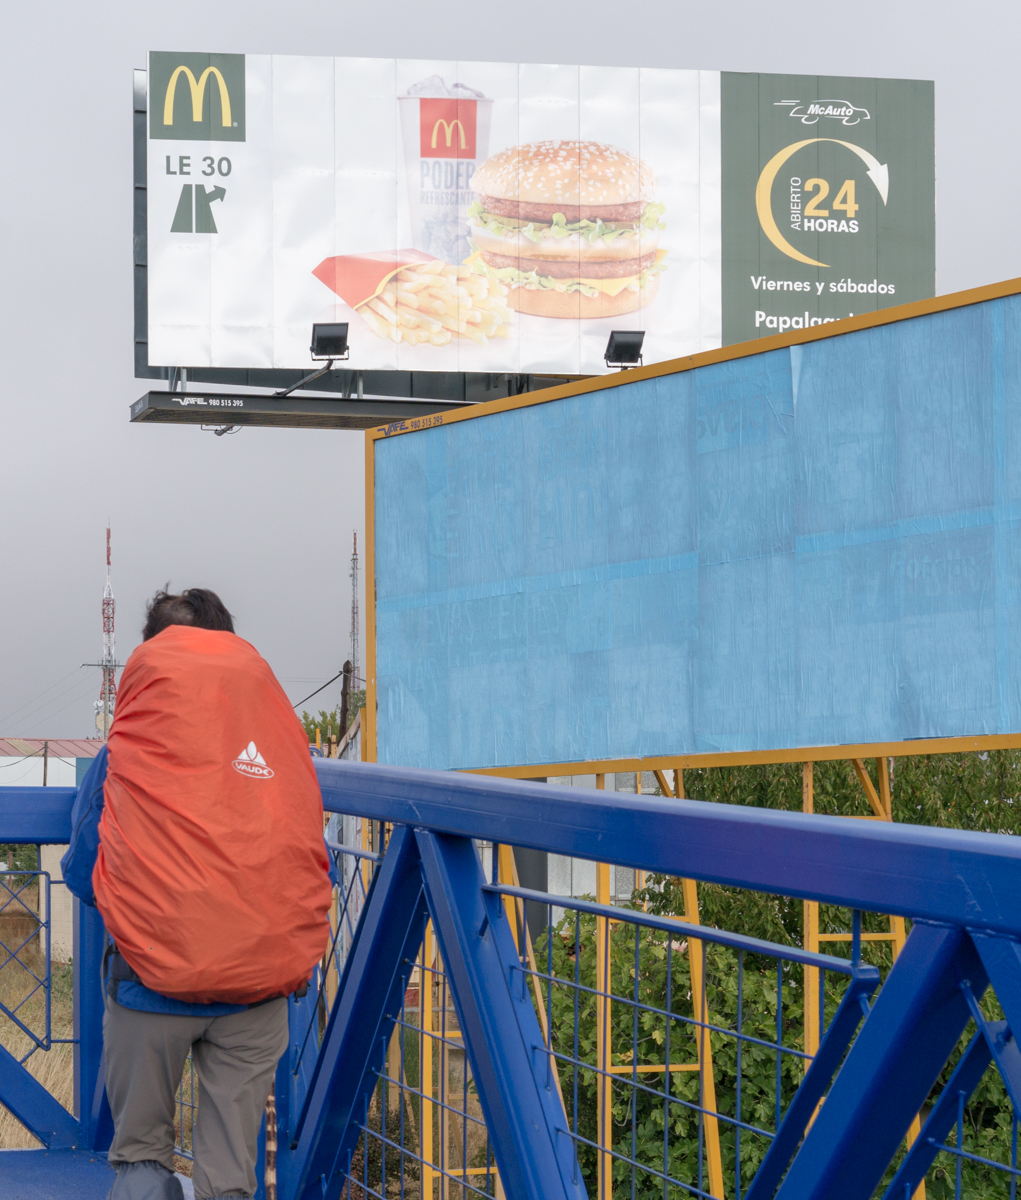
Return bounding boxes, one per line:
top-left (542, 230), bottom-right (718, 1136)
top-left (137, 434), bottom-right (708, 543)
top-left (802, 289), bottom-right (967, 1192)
top-left (775, 99), bottom-right (870, 126)
top-left (232, 741), bottom-right (274, 778)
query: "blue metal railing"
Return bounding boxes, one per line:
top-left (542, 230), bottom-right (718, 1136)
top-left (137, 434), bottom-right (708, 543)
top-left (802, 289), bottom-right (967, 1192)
top-left (0, 869), bottom-right (55, 1061)
top-left (0, 804), bottom-right (105, 1153)
top-left (293, 761), bottom-right (1021, 1200)
top-left (3, 764), bottom-right (1021, 1199)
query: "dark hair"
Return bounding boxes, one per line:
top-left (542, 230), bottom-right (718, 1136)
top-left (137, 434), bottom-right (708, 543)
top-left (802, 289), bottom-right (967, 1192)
top-left (143, 587), bottom-right (235, 641)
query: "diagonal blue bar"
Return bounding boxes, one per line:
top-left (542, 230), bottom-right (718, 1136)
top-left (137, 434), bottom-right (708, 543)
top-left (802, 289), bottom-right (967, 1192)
top-left (282, 824), bottom-right (429, 1200)
top-left (881, 1027), bottom-right (994, 1199)
top-left (0, 1041), bottom-right (79, 1149)
top-left (415, 829), bottom-right (586, 1200)
top-left (776, 923), bottom-right (988, 1200)
top-left (960, 977), bottom-right (1021, 1112)
top-left (972, 931), bottom-right (1021, 1053)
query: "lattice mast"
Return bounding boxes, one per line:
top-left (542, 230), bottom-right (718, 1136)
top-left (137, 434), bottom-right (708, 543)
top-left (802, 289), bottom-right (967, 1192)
top-left (350, 532), bottom-right (360, 689)
top-left (96, 526), bottom-right (118, 739)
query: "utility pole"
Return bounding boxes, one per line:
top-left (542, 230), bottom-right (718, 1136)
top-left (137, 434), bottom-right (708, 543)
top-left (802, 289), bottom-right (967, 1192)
top-left (339, 661), bottom-right (353, 738)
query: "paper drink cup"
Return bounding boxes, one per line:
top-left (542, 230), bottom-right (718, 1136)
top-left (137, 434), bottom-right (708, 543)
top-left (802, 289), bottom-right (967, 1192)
top-left (400, 93), bottom-right (492, 265)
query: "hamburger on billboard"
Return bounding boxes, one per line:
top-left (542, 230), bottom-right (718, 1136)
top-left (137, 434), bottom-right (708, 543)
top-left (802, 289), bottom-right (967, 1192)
top-left (467, 140), bottom-right (665, 319)
top-left (145, 54), bottom-right (934, 376)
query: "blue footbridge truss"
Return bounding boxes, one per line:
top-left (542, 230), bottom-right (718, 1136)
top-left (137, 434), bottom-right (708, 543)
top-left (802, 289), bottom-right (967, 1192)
top-left (2, 759), bottom-right (1021, 1199)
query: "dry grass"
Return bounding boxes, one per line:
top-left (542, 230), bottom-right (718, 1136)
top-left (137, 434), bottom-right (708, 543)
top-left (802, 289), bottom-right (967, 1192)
top-left (0, 941), bottom-right (75, 1148)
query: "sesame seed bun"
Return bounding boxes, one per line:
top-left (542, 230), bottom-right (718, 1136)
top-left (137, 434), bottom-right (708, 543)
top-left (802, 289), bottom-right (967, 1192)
top-left (473, 140), bottom-right (657, 208)
top-left (504, 273), bottom-right (659, 320)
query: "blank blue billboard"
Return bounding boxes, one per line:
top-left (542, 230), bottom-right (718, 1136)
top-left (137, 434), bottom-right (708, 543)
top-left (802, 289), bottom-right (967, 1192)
top-left (372, 294), bottom-right (1021, 771)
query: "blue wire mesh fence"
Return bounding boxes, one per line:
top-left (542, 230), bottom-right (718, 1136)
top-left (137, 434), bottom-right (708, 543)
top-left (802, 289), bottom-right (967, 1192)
top-left (0, 852), bottom-right (76, 1151)
top-left (0, 867), bottom-right (52, 1063)
top-left (220, 823), bottom-right (1021, 1198)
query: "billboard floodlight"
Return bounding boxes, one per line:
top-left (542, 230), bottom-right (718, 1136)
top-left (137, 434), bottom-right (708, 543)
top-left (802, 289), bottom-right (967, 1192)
top-left (605, 331), bottom-right (645, 370)
top-left (311, 323), bottom-right (350, 361)
top-left (269, 323), bottom-right (350, 404)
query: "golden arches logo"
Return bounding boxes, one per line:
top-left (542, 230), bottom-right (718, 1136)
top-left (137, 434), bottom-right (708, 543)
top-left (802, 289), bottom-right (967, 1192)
top-left (755, 138), bottom-right (889, 268)
top-left (163, 66), bottom-right (233, 128)
top-left (431, 118), bottom-right (467, 151)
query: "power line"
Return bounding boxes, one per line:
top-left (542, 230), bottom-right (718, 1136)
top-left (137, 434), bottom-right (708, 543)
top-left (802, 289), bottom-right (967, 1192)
top-left (0, 753), bottom-right (45, 769)
top-left (4, 670), bottom-right (99, 734)
top-left (14, 671), bottom-right (98, 725)
top-left (292, 670), bottom-right (346, 711)
top-left (0, 666), bottom-right (86, 728)
top-left (32, 680), bottom-right (111, 732)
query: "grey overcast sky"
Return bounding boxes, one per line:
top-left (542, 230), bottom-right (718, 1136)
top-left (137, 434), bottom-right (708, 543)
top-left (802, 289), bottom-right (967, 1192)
top-left (1, 1), bottom-right (1016, 737)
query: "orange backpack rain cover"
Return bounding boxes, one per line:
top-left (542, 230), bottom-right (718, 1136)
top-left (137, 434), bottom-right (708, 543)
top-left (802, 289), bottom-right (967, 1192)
top-left (94, 625), bottom-right (333, 1004)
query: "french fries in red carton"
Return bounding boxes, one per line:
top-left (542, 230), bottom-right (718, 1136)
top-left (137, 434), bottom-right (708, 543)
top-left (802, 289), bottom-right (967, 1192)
top-left (313, 250), bottom-right (513, 347)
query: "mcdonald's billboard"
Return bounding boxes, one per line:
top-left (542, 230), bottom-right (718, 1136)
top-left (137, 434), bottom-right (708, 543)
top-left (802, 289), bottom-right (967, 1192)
top-left (146, 52), bottom-right (933, 373)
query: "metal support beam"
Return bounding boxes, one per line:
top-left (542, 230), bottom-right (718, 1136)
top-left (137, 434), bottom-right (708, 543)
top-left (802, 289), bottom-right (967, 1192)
top-left (0, 789), bottom-right (75, 843)
top-left (283, 825), bottom-right (428, 1200)
top-left (415, 830), bottom-right (586, 1200)
top-left (130, 390), bottom-right (473, 431)
top-left (882, 1027), bottom-right (995, 1198)
top-left (972, 931), bottom-right (1021, 1043)
top-left (0, 1041), bottom-right (79, 1148)
top-left (74, 899), bottom-right (112, 1152)
top-left (776, 923), bottom-right (989, 1199)
top-left (852, 758), bottom-right (887, 818)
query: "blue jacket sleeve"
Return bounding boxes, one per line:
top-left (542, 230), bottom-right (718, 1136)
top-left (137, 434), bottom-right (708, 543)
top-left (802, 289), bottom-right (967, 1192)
top-left (61, 745), bottom-right (108, 907)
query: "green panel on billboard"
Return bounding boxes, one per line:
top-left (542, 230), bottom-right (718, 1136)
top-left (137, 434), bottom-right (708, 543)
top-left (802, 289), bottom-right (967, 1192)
top-left (721, 73), bottom-right (934, 345)
top-left (149, 52), bottom-right (245, 142)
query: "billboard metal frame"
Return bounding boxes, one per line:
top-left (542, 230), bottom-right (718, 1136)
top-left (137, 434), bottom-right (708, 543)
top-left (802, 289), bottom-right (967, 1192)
top-left (129, 388), bottom-right (470, 431)
top-left (363, 272), bottom-right (1021, 775)
top-left (132, 70), bottom-right (576, 412)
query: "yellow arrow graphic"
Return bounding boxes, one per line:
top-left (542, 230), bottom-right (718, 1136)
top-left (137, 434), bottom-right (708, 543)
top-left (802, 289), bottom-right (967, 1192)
top-left (755, 138), bottom-right (889, 268)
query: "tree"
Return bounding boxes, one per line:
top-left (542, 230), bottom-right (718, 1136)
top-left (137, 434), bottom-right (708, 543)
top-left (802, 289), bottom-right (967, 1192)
top-left (300, 691), bottom-right (366, 745)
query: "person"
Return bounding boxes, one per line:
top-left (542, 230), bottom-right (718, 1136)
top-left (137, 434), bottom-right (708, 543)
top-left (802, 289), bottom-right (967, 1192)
top-left (63, 588), bottom-right (334, 1200)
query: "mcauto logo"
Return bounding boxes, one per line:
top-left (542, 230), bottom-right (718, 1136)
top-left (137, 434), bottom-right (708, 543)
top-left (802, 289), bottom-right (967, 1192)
top-left (774, 99), bottom-right (870, 127)
top-left (418, 98), bottom-right (477, 159)
top-left (149, 52), bottom-right (245, 142)
top-left (232, 741), bottom-right (274, 779)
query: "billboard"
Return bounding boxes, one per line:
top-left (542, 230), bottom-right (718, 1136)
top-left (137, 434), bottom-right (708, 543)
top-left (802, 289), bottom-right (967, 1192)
top-left (146, 54), bottom-right (934, 376)
top-left (368, 286), bottom-right (1021, 772)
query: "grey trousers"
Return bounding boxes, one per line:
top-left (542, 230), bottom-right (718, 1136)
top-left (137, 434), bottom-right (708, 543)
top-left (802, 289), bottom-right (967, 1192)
top-left (104, 992), bottom-right (289, 1200)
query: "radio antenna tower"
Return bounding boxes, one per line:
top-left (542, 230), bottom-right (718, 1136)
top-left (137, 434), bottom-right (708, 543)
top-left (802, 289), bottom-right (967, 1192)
top-left (94, 526), bottom-right (120, 739)
top-left (350, 532), bottom-right (360, 689)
